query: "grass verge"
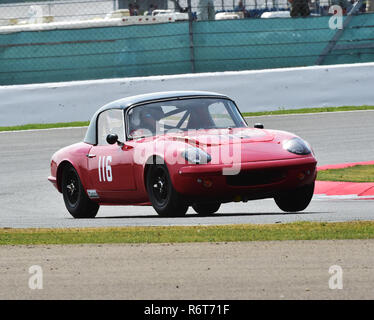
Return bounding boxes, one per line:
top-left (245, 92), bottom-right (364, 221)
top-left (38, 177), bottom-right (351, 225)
top-left (317, 165), bottom-right (374, 183)
top-left (242, 105), bottom-right (374, 117)
top-left (0, 121), bottom-right (89, 132)
top-left (1, 221), bottom-right (374, 246)
top-left (1, 106), bottom-right (373, 132)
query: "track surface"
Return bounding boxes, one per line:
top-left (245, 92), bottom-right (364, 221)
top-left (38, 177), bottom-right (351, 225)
top-left (1, 111), bottom-right (373, 228)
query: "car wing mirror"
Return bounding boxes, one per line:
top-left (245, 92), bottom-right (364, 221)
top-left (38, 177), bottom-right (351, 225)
top-left (106, 133), bottom-right (132, 150)
top-left (106, 133), bottom-right (119, 145)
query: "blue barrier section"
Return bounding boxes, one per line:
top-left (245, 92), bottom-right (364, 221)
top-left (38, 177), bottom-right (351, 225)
top-left (323, 13), bottom-right (374, 65)
top-left (193, 16), bottom-right (336, 72)
top-left (0, 13), bottom-right (373, 85)
top-left (0, 22), bottom-right (192, 84)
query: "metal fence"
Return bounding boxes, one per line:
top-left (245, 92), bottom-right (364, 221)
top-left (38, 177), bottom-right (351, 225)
top-left (0, 0), bottom-right (373, 85)
top-left (0, 0), bottom-right (370, 25)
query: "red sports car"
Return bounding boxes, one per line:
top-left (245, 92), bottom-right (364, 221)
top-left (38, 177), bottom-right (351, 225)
top-left (48, 91), bottom-right (317, 218)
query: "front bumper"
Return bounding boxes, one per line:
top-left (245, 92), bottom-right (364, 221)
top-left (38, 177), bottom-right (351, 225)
top-left (172, 157), bottom-right (317, 201)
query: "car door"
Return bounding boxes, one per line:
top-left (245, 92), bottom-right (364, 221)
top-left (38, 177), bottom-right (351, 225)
top-left (87, 109), bottom-right (136, 193)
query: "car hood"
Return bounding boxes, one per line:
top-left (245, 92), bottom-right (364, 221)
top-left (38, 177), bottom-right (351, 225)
top-left (165, 128), bottom-right (309, 163)
top-left (164, 128), bottom-right (274, 146)
top-left (136, 128), bottom-right (312, 164)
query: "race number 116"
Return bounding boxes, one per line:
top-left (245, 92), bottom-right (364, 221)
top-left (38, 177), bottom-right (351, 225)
top-left (98, 156), bottom-right (112, 182)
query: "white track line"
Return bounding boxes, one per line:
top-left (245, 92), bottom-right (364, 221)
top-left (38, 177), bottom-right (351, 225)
top-left (313, 194), bottom-right (374, 200)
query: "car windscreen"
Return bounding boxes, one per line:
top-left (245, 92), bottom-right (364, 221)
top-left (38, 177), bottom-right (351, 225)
top-left (126, 97), bottom-right (247, 139)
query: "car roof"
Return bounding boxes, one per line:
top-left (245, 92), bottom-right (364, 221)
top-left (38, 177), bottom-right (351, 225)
top-left (84, 91), bottom-right (230, 145)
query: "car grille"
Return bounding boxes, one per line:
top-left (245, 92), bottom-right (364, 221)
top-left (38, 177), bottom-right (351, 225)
top-left (226, 169), bottom-right (287, 187)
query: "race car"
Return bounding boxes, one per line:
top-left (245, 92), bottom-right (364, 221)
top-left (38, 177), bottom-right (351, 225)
top-left (48, 91), bottom-right (317, 218)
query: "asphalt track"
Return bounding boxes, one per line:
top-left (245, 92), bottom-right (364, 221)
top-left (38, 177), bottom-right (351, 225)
top-left (1, 111), bottom-right (374, 229)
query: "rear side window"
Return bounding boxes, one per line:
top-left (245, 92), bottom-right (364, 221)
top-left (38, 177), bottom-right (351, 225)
top-left (97, 109), bottom-right (125, 145)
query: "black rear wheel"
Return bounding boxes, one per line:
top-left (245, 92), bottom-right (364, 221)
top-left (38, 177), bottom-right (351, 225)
top-left (192, 202), bottom-right (221, 216)
top-left (146, 164), bottom-right (188, 217)
top-left (274, 183), bottom-right (315, 212)
top-left (62, 165), bottom-right (99, 218)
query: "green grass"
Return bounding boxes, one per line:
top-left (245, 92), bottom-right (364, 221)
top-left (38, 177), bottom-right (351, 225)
top-left (0, 121), bottom-right (89, 132)
top-left (317, 165), bottom-right (374, 183)
top-left (242, 105), bottom-right (374, 117)
top-left (1, 106), bottom-right (373, 132)
top-left (1, 221), bottom-right (374, 246)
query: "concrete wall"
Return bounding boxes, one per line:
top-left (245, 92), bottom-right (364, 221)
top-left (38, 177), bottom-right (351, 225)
top-left (1, 62), bottom-right (373, 126)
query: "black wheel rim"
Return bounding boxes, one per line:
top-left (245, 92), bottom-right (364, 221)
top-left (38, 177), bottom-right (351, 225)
top-left (151, 167), bottom-right (169, 205)
top-left (65, 170), bottom-right (80, 207)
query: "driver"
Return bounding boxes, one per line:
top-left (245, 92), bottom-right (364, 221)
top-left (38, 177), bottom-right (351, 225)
top-left (129, 106), bottom-right (163, 137)
top-left (140, 108), bottom-right (158, 135)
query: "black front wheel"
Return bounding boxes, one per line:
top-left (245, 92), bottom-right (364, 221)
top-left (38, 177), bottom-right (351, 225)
top-left (146, 164), bottom-right (188, 217)
top-left (192, 203), bottom-right (221, 216)
top-left (62, 165), bottom-right (99, 218)
top-left (274, 183), bottom-right (315, 212)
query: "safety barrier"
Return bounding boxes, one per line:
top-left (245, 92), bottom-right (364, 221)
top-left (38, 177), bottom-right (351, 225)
top-left (1, 62), bottom-right (373, 126)
top-left (1, 13), bottom-right (374, 85)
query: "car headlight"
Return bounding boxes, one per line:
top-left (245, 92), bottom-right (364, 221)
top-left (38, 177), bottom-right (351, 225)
top-left (282, 137), bottom-right (311, 155)
top-left (182, 147), bottom-right (211, 164)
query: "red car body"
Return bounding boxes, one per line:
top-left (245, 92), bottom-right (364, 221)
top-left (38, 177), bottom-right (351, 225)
top-left (49, 91), bottom-right (317, 218)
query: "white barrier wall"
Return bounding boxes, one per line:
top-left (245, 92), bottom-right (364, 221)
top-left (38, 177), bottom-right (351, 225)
top-left (1, 62), bottom-right (374, 126)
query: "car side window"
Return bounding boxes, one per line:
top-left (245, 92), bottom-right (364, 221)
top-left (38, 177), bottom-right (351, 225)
top-left (97, 109), bottom-right (125, 145)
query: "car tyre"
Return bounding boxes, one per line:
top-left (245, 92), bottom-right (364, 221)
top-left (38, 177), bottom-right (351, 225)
top-left (274, 182), bottom-right (315, 212)
top-left (62, 165), bottom-right (99, 218)
top-left (192, 203), bottom-right (221, 216)
top-left (146, 164), bottom-right (188, 217)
